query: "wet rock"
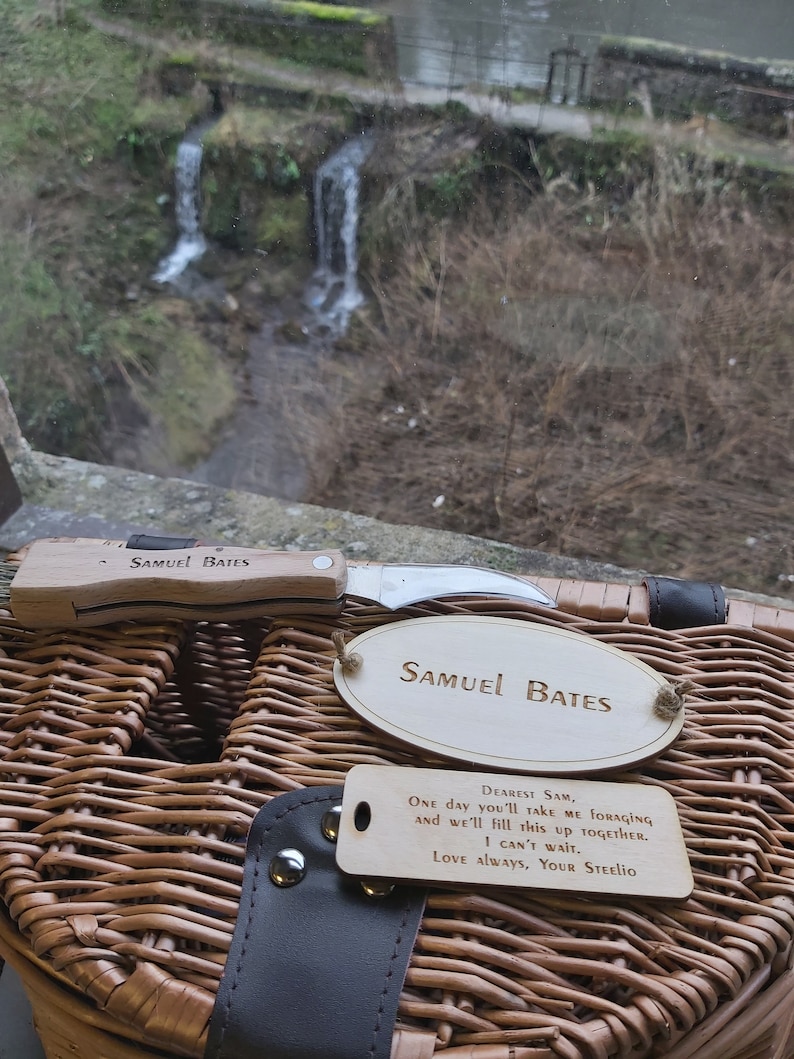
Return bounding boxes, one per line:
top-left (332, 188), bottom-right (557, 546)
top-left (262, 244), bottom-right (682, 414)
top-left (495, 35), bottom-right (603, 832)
top-left (276, 318), bottom-right (310, 344)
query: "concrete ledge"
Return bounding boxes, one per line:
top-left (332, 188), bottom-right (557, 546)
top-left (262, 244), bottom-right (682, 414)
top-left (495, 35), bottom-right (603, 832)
top-left (5, 445), bottom-right (789, 609)
top-left (5, 447), bottom-right (642, 584)
top-left (2, 372), bottom-right (785, 604)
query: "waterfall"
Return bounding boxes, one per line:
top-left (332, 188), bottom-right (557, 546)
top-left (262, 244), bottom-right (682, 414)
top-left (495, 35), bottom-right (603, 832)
top-left (153, 135), bottom-right (208, 284)
top-left (306, 133), bottom-right (374, 334)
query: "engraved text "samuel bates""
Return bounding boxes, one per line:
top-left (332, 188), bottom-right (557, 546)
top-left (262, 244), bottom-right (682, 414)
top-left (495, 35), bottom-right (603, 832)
top-left (400, 662), bottom-right (504, 696)
top-left (129, 555), bottom-right (251, 569)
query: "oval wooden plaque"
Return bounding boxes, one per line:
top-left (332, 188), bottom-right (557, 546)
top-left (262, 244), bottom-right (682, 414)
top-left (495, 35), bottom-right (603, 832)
top-left (334, 616), bottom-right (684, 775)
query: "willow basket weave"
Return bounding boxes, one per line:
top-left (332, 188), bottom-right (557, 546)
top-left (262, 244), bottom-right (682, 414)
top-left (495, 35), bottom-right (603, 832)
top-left (2, 561), bottom-right (794, 1059)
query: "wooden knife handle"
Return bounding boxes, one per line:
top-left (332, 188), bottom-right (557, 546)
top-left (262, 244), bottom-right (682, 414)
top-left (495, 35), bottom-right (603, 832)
top-left (10, 541), bottom-right (348, 627)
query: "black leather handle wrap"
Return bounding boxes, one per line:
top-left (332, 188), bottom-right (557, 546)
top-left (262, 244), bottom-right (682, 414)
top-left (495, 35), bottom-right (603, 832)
top-left (206, 786), bottom-right (427, 1059)
top-left (644, 576), bottom-right (726, 630)
top-left (126, 534), bottom-right (199, 550)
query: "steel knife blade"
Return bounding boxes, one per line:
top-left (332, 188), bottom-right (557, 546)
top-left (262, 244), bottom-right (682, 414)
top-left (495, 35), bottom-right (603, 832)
top-left (6, 540), bottom-right (555, 627)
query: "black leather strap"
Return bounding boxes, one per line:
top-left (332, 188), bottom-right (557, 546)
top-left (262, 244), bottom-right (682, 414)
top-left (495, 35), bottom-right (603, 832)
top-left (643, 576), bottom-right (726, 630)
top-left (206, 786), bottom-right (426, 1059)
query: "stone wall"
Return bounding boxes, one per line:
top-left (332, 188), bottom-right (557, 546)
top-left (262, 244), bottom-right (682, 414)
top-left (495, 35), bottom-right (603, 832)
top-left (0, 377), bottom-right (28, 465)
top-left (198, 106), bottom-right (350, 255)
top-left (590, 36), bottom-right (794, 137)
top-left (100, 0), bottom-right (398, 80)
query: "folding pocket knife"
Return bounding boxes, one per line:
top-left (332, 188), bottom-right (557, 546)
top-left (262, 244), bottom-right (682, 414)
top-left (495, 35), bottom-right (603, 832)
top-left (4, 539), bottom-right (555, 627)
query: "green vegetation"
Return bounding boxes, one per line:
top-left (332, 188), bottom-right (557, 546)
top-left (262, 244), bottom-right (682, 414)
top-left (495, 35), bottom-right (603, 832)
top-left (0, 0), bottom-right (240, 461)
top-left (255, 194), bottom-right (309, 258)
top-left (0, 3), bottom-right (358, 462)
top-left (125, 96), bottom-right (209, 142)
top-left (102, 304), bottom-right (236, 468)
top-left (0, 5), bottom-right (142, 165)
top-left (257, 0), bottom-right (386, 28)
top-left (423, 157), bottom-right (483, 214)
top-left (104, 0), bottom-right (388, 26)
top-left (535, 131), bottom-right (655, 195)
top-left (201, 105), bottom-right (346, 250)
top-left (0, 0), bottom-right (162, 457)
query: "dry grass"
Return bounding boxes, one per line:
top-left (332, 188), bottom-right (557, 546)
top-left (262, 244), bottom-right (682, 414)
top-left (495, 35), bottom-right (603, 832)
top-left (309, 148), bottom-right (794, 595)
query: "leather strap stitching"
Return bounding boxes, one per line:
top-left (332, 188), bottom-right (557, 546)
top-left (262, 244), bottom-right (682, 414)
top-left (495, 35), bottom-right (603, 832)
top-left (649, 578), bottom-right (663, 626)
top-left (369, 900), bottom-right (415, 1057)
top-left (709, 582), bottom-right (720, 622)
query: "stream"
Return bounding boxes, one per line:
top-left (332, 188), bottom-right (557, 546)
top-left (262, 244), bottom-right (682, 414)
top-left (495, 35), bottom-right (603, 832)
top-left (155, 132), bottom-right (373, 499)
top-left (152, 125), bottom-right (210, 284)
top-left (187, 311), bottom-right (327, 499)
top-left (305, 133), bottom-right (374, 336)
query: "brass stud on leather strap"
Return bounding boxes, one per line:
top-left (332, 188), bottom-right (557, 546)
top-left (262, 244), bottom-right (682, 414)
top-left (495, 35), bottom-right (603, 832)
top-left (360, 879), bottom-right (395, 898)
top-left (269, 848), bottom-right (307, 887)
top-left (321, 805), bottom-right (343, 842)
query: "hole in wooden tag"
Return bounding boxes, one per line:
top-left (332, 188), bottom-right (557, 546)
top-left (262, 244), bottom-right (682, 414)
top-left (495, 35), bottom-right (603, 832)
top-left (354, 801), bottom-right (371, 832)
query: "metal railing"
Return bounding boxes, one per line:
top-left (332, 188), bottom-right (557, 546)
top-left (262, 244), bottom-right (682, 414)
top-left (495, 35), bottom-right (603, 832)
top-left (388, 12), bottom-right (598, 102)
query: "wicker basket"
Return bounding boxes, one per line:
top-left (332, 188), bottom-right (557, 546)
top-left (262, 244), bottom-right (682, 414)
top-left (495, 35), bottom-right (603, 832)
top-left (2, 559), bottom-right (794, 1059)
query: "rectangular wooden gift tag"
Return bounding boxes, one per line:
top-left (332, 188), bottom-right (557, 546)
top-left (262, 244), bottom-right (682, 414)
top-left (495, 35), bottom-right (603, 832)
top-left (337, 766), bottom-right (693, 900)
